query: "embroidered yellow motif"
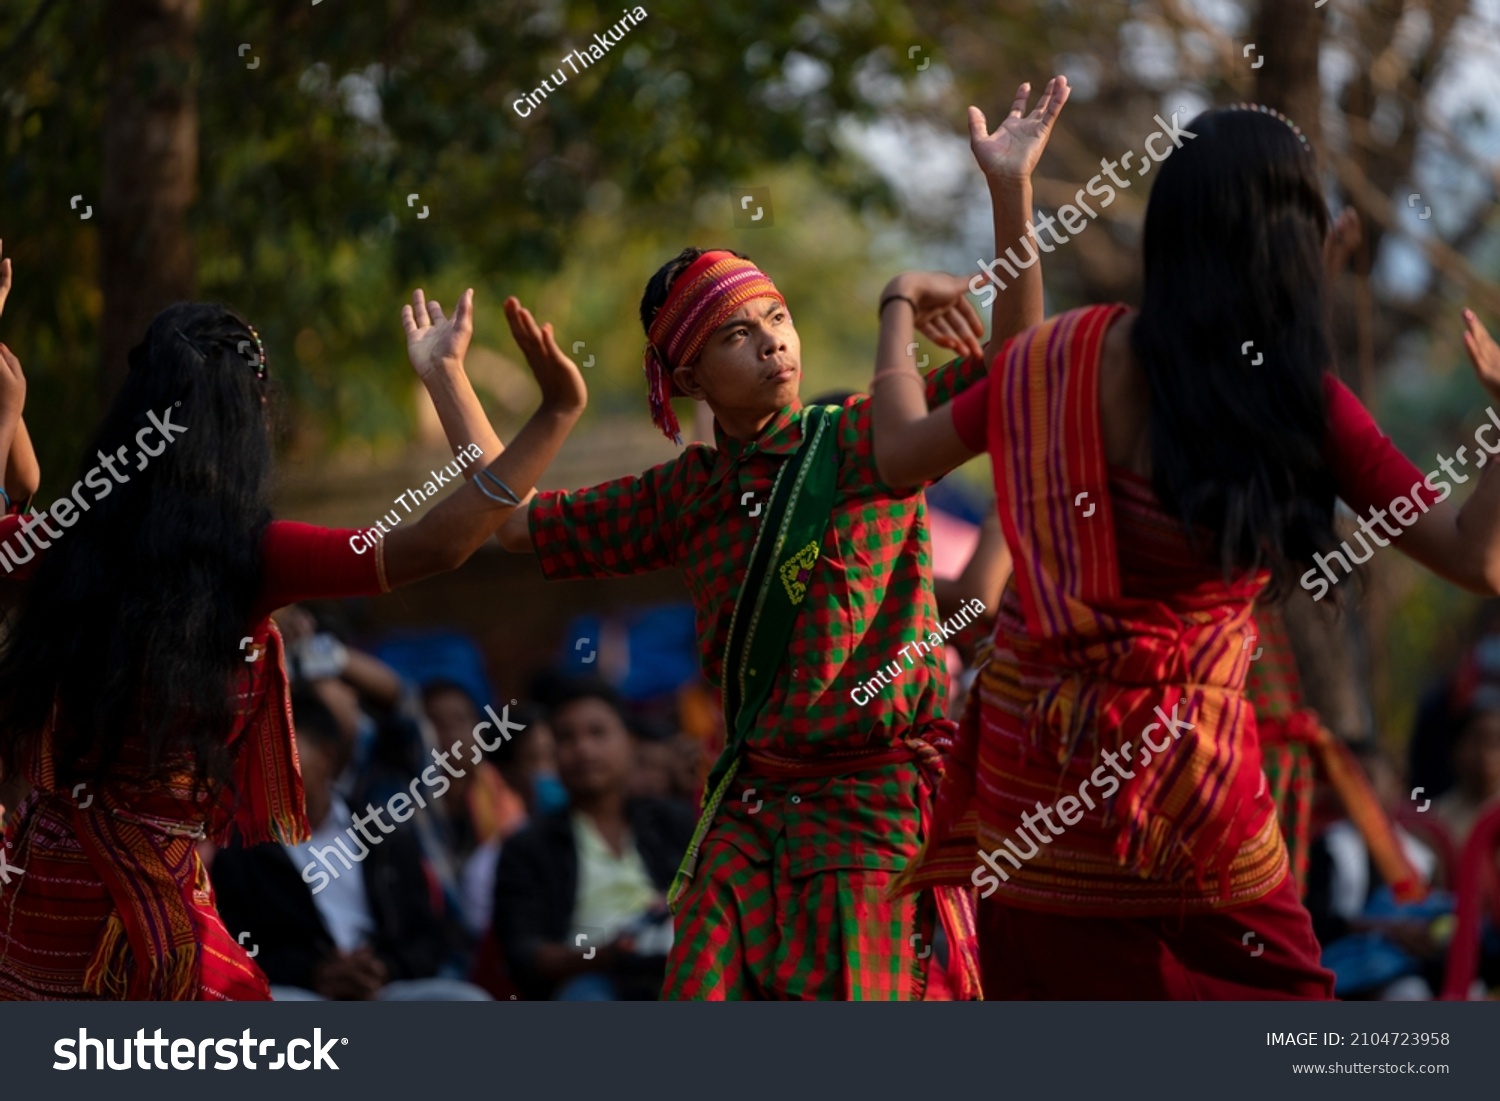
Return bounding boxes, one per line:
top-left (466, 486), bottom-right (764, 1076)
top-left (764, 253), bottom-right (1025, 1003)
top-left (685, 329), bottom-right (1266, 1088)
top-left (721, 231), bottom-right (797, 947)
top-left (779, 540), bottom-right (820, 605)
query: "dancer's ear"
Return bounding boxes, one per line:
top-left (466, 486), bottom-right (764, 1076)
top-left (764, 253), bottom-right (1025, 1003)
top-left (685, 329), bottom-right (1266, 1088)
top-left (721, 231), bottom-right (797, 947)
top-left (673, 360), bottom-right (708, 401)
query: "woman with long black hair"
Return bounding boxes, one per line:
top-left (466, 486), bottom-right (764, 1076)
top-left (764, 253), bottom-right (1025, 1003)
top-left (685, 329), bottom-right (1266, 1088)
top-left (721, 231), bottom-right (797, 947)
top-left (875, 103), bottom-right (1500, 997)
top-left (0, 284), bottom-right (585, 1000)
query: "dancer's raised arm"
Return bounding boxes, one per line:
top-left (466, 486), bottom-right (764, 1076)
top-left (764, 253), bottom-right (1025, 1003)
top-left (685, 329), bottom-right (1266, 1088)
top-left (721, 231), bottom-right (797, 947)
top-left (871, 272), bottom-right (984, 487)
top-left (0, 243), bottom-right (39, 507)
top-left (493, 298), bottom-right (583, 553)
top-left (1379, 311), bottom-right (1500, 594)
top-left (385, 288), bottom-right (586, 586)
top-left (872, 78), bottom-right (1069, 487)
top-left (0, 342), bottom-right (23, 499)
top-left (970, 75), bottom-right (1070, 360)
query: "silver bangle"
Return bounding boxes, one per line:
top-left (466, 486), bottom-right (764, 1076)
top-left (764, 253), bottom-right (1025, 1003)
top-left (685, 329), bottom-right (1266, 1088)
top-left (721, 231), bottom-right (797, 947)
top-left (477, 467), bottom-right (524, 506)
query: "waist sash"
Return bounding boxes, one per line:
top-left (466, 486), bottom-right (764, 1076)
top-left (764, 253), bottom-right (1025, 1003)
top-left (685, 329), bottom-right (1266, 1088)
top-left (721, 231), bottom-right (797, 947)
top-left (991, 305), bottom-right (1265, 891)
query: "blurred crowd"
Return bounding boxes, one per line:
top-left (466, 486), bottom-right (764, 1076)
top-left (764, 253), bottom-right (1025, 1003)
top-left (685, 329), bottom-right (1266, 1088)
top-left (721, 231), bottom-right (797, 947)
top-left (1305, 602), bottom-right (1500, 1001)
top-left (200, 601), bottom-right (708, 1000)
top-left (195, 571), bottom-right (1500, 1002)
top-left (196, 552), bottom-right (998, 1001)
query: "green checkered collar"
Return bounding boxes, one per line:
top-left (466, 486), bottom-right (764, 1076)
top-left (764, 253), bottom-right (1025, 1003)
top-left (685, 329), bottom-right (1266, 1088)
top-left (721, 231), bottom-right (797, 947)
top-left (706, 400), bottom-right (805, 487)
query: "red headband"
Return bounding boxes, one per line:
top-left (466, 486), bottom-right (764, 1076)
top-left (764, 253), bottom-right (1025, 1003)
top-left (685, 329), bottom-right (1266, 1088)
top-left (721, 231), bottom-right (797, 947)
top-left (643, 251), bottom-right (786, 444)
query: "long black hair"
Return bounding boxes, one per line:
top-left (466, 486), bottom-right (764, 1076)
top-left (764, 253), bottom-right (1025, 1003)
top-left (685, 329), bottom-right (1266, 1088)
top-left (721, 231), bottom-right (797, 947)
top-left (1131, 107), bottom-right (1340, 596)
top-left (0, 302), bottom-right (275, 793)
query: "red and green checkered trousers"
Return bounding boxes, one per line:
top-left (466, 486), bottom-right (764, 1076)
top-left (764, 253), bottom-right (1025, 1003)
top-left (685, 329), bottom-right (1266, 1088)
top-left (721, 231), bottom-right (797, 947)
top-left (661, 762), bottom-right (941, 1000)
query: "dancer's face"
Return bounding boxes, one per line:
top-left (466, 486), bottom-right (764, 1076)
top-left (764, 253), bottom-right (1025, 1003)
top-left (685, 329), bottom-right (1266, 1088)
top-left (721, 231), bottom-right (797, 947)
top-left (672, 296), bottom-right (801, 422)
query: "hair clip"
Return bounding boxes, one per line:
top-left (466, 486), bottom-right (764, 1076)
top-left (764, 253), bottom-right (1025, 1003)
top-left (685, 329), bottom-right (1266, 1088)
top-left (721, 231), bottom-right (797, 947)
top-left (1229, 101), bottom-right (1312, 152)
top-left (239, 324), bottom-right (268, 381)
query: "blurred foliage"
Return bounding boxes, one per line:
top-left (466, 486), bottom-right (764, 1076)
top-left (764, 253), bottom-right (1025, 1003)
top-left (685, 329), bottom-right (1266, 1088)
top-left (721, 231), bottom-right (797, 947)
top-left (2, 0), bottom-right (927, 478)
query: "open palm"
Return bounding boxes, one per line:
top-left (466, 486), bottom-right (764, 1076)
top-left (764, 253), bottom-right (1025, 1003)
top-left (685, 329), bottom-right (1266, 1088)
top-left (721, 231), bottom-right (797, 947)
top-left (401, 287), bottom-right (474, 379)
top-left (1464, 309), bottom-right (1500, 406)
top-left (968, 76), bottom-right (1071, 185)
top-left (503, 297), bottom-right (588, 414)
top-left (0, 240), bottom-right (12, 320)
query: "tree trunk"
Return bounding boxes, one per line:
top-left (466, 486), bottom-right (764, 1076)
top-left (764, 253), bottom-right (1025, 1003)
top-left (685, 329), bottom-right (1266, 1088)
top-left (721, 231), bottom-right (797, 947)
top-left (100, 0), bottom-right (199, 399)
top-left (1251, 0), bottom-right (1326, 150)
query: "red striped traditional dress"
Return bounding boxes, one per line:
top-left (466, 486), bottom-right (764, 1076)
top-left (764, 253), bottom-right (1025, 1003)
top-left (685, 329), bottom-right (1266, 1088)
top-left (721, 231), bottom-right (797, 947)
top-left (900, 303), bottom-right (1441, 998)
top-left (0, 521), bottom-right (388, 1000)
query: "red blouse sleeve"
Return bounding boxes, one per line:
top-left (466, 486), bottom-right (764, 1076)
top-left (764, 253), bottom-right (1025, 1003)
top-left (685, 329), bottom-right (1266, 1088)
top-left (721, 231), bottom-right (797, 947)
top-left (252, 520), bottom-right (389, 620)
top-left (0, 508), bottom-right (41, 581)
top-left (1322, 375), bottom-right (1440, 518)
top-left (951, 373), bottom-right (991, 454)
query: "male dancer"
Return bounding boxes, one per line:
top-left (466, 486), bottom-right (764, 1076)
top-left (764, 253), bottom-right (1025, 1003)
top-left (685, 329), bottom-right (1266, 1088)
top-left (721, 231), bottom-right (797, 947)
top-left (472, 79), bottom-right (1070, 999)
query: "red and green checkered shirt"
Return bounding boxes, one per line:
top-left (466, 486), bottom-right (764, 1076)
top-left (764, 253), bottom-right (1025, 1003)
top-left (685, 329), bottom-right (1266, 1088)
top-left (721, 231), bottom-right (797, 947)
top-left (529, 354), bottom-right (988, 872)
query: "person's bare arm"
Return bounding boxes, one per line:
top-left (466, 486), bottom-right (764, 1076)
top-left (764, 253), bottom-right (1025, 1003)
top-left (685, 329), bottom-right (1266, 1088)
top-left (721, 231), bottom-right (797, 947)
top-left (0, 245), bottom-right (38, 505)
top-left (871, 274), bottom-right (982, 488)
top-left (404, 288), bottom-right (503, 474)
top-left (6, 418), bottom-right (38, 507)
top-left (498, 502), bottom-right (533, 553)
top-left (971, 76), bottom-right (1070, 363)
top-left (0, 343), bottom-right (24, 497)
top-left (1384, 311), bottom-right (1500, 594)
top-left (382, 289), bottom-right (585, 588)
top-left (873, 80), bottom-right (1071, 487)
top-left (935, 510), bottom-right (1011, 620)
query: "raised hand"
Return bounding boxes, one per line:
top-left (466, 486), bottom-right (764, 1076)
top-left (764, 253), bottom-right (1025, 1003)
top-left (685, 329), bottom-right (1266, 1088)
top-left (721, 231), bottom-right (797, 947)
top-left (968, 76), bottom-right (1071, 186)
top-left (889, 272), bottom-right (986, 362)
top-left (1464, 309), bottom-right (1500, 406)
top-left (0, 342), bottom-right (25, 426)
top-left (401, 287), bottom-right (474, 380)
top-left (503, 297), bottom-right (588, 415)
top-left (0, 240), bottom-right (11, 320)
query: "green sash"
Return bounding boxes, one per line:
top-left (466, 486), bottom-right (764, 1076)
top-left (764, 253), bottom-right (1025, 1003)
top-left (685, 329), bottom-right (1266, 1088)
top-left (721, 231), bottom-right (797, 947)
top-left (666, 404), bottom-right (841, 910)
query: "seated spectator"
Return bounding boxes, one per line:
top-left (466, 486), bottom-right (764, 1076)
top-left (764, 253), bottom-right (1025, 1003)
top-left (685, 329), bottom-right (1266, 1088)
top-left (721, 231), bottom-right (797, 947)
top-left (211, 692), bottom-right (489, 1001)
top-left (628, 714), bottom-right (679, 802)
top-left (277, 605), bottom-right (406, 791)
top-left (421, 679), bottom-right (528, 934)
top-left (492, 704), bottom-right (562, 818)
top-left (1307, 742), bottom-right (1449, 999)
top-left (492, 679), bottom-right (692, 1000)
top-left (465, 705), bottom-right (558, 998)
top-left (1435, 707), bottom-right (1500, 848)
top-left (1409, 600), bottom-right (1500, 801)
top-left (668, 731), bottom-right (705, 805)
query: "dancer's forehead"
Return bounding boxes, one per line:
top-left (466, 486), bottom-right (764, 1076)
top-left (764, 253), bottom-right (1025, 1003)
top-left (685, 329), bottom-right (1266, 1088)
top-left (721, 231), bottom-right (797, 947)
top-left (709, 296), bottom-right (788, 336)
